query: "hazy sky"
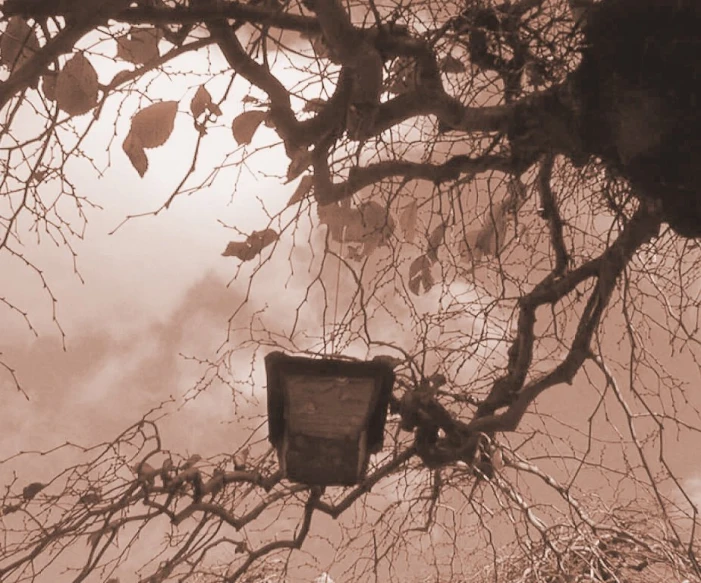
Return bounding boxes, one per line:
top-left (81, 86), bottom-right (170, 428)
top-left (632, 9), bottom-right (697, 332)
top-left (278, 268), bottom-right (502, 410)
top-left (0, 66), bottom-right (300, 458)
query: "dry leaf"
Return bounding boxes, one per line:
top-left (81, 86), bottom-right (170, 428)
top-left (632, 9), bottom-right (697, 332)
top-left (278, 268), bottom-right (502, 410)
top-left (22, 482), bottom-right (45, 501)
top-left (356, 200), bottom-right (395, 245)
top-left (474, 225), bottom-right (499, 257)
top-left (477, 201), bottom-right (509, 255)
top-left (110, 69), bottom-right (134, 87)
top-left (0, 17), bottom-right (39, 72)
top-left (426, 222), bottom-right (446, 263)
top-left (78, 490), bottom-right (101, 505)
top-left (461, 202), bottom-right (510, 262)
top-left (55, 52), bottom-right (99, 116)
top-left (232, 110), bottom-right (267, 145)
top-left (440, 54), bottom-right (466, 74)
top-left (318, 200), bottom-right (394, 251)
top-left (122, 132), bottom-right (148, 177)
top-left (190, 85), bottom-right (222, 119)
top-left (241, 95), bottom-right (261, 105)
top-left (287, 175), bottom-right (314, 207)
top-left (399, 200), bottom-right (418, 242)
top-left (317, 202), bottom-right (347, 241)
top-left (128, 100), bottom-right (178, 148)
top-left (116, 27), bottom-right (161, 65)
top-left (122, 101), bottom-right (178, 175)
top-left (222, 229), bottom-right (279, 261)
top-left (408, 255), bottom-right (434, 295)
top-left (346, 245), bottom-right (364, 261)
top-left (286, 148), bottom-right (313, 182)
top-left (41, 72), bottom-right (57, 101)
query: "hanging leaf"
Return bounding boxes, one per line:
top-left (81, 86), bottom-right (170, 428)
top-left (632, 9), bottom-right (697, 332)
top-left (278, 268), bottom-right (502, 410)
top-left (0, 17), bottom-right (39, 72)
top-left (110, 69), bottom-right (134, 87)
top-left (408, 255), bottom-right (434, 295)
top-left (116, 27), bottom-right (161, 65)
top-left (55, 52), bottom-right (99, 116)
top-left (30, 168), bottom-right (46, 183)
top-left (399, 200), bottom-right (418, 242)
top-left (78, 490), bottom-right (101, 505)
top-left (361, 235), bottom-right (380, 258)
top-left (287, 175), bottom-right (314, 207)
top-left (222, 229), bottom-right (279, 261)
top-left (478, 201), bottom-right (509, 255)
top-left (241, 95), bottom-right (259, 104)
top-left (426, 222), bottom-right (446, 263)
top-left (22, 482), bottom-right (45, 501)
top-left (346, 245), bottom-right (364, 261)
top-left (318, 202), bottom-right (350, 241)
top-left (129, 101), bottom-right (178, 148)
top-left (474, 224), bottom-right (499, 257)
top-left (440, 54), bottom-right (466, 74)
top-left (122, 101), bottom-right (178, 176)
top-left (41, 71), bottom-right (57, 101)
top-left (286, 148), bottom-right (313, 182)
top-left (507, 177), bottom-right (527, 202)
top-left (318, 200), bottom-right (394, 252)
top-left (122, 132), bottom-right (148, 177)
top-left (356, 200), bottom-right (395, 245)
top-left (190, 86), bottom-right (209, 119)
top-left (232, 110), bottom-right (267, 145)
top-left (461, 201), bottom-right (510, 262)
top-left (190, 85), bottom-right (222, 119)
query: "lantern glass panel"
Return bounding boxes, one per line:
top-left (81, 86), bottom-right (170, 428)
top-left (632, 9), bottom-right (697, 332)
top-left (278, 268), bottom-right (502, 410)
top-left (283, 374), bottom-right (377, 438)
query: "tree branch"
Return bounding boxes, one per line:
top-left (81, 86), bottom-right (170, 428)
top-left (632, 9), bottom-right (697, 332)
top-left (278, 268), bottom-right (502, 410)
top-left (314, 155), bottom-right (514, 205)
top-left (469, 203), bottom-right (662, 434)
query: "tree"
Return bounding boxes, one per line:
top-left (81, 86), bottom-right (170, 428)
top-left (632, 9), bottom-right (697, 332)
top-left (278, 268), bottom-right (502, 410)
top-left (1, 0), bottom-right (700, 581)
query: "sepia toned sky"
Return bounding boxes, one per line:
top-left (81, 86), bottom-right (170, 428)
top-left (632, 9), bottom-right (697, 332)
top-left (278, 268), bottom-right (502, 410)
top-left (0, 62), bottom-right (303, 461)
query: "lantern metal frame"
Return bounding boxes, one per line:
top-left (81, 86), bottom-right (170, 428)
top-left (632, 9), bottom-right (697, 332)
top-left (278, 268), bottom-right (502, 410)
top-left (265, 352), bottom-right (395, 486)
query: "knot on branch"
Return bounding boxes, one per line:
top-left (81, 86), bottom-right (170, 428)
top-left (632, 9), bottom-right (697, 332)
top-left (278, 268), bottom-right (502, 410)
top-left (397, 382), bottom-right (482, 469)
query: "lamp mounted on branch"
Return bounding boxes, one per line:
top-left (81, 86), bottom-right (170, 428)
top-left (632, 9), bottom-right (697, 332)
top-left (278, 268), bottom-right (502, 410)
top-left (265, 352), bottom-right (395, 487)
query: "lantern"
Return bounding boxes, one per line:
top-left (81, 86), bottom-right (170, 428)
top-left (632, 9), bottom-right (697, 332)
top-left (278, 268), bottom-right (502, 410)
top-left (265, 352), bottom-right (395, 487)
